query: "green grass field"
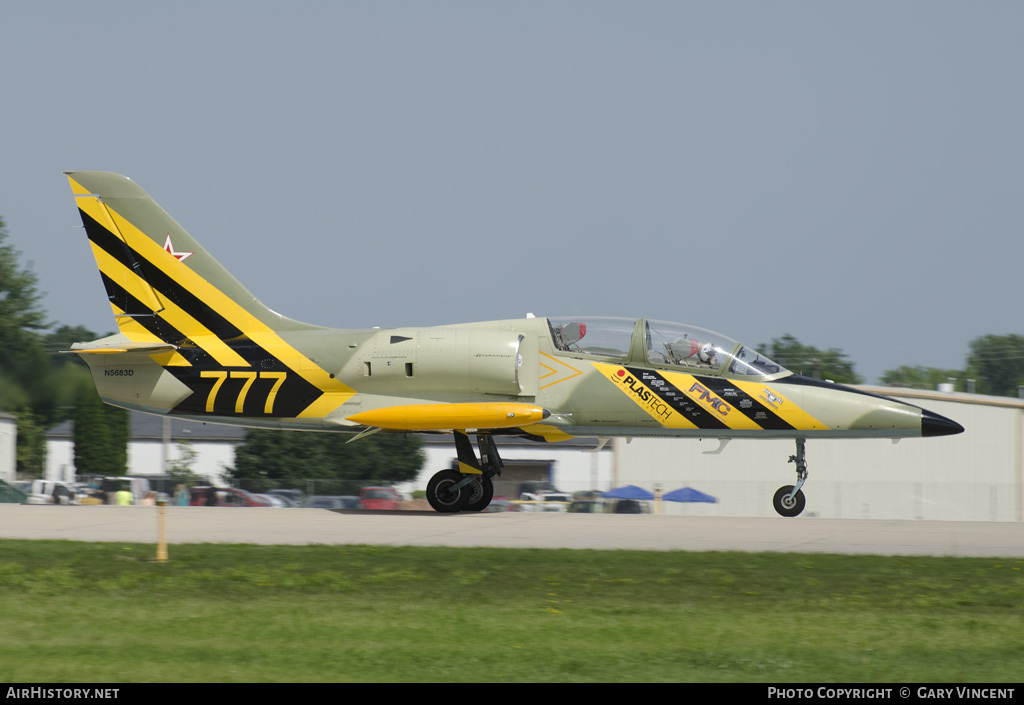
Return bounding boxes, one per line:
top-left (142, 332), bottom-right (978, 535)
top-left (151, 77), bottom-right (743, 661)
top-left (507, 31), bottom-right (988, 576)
top-left (0, 540), bottom-right (1021, 683)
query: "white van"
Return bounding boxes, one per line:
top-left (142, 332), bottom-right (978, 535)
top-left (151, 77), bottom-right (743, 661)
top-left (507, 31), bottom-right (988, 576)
top-left (27, 480), bottom-right (84, 505)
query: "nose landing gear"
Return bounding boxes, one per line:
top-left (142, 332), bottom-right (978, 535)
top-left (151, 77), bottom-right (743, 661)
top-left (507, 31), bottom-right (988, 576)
top-left (773, 438), bottom-right (808, 517)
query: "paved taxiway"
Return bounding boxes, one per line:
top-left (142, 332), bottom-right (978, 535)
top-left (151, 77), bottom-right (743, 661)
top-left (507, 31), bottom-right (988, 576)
top-left (1, 505), bottom-right (1022, 557)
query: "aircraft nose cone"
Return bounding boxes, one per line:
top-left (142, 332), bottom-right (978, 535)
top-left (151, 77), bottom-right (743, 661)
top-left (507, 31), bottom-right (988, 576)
top-left (921, 409), bottom-right (965, 437)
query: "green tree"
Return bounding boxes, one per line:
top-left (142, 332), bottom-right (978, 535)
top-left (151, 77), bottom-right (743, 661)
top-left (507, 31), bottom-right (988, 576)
top-left (13, 410), bottom-right (46, 477)
top-left (72, 384), bottom-right (129, 477)
top-left (0, 216), bottom-right (54, 472)
top-left (43, 325), bottom-right (103, 367)
top-left (879, 365), bottom-right (965, 390)
top-left (761, 334), bottom-right (862, 384)
top-left (0, 217), bottom-right (48, 356)
top-left (964, 334), bottom-right (1024, 397)
top-left (228, 429), bottom-right (424, 493)
top-left (167, 440), bottom-right (203, 485)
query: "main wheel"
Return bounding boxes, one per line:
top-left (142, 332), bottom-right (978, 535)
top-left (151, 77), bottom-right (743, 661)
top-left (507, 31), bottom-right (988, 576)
top-left (463, 476), bottom-right (494, 512)
top-left (773, 485), bottom-right (806, 518)
top-left (426, 470), bottom-right (470, 513)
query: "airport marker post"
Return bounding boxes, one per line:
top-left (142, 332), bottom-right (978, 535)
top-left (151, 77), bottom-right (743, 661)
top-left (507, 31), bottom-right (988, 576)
top-left (156, 498), bottom-right (168, 562)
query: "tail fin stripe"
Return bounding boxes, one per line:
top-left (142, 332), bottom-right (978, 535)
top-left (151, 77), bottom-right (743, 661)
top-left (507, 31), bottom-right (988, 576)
top-left (93, 238), bottom-right (308, 375)
top-left (83, 209), bottom-right (246, 343)
top-left (76, 199), bottom-right (164, 316)
top-left (97, 269), bottom-right (249, 368)
top-left (86, 213), bottom-right (251, 367)
top-left (100, 203), bottom-right (350, 395)
top-left (107, 301), bottom-right (192, 368)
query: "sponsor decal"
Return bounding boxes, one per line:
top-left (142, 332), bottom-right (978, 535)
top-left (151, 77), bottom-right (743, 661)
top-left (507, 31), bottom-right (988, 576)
top-left (610, 368), bottom-right (674, 421)
top-left (688, 381), bottom-right (731, 416)
top-left (760, 388), bottom-right (784, 410)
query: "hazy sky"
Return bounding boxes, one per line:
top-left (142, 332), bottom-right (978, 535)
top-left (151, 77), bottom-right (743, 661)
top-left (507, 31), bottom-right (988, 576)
top-left (2, 2), bottom-right (1021, 384)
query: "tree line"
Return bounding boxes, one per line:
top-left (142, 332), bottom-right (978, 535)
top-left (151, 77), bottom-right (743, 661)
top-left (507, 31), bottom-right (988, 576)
top-left (1, 215), bottom-right (1021, 483)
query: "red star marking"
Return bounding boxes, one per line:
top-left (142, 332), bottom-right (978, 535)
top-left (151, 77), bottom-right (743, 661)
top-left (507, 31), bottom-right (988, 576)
top-left (163, 234), bottom-right (194, 262)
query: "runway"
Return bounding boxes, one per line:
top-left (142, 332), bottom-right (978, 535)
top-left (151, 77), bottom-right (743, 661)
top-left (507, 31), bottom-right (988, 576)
top-left (1, 505), bottom-right (1022, 557)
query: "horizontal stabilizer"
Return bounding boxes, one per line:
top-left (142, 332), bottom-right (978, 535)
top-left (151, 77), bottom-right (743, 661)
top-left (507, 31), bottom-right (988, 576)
top-left (62, 342), bottom-right (178, 355)
top-left (346, 403), bottom-right (549, 431)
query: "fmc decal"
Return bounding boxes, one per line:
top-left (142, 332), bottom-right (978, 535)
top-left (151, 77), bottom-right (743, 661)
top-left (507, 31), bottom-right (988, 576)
top-left (688, 381), bottom-right (731, 416)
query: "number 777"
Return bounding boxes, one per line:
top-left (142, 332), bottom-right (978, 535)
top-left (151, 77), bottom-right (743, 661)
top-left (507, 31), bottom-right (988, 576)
top-left (200, 371), bottom-right (287, 414)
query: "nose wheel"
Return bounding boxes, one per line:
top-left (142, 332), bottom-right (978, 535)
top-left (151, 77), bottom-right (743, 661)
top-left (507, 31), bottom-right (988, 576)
top-left (773, 438), bottom-right (808, 517)
top-left (773, 485), bottom-right (806, 517)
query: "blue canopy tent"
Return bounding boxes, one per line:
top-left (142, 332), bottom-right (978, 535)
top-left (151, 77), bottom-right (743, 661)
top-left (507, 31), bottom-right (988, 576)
top-left (662, 487), bottom-right (717, 504)
top-left (601, 485), bottom-right (655, 500)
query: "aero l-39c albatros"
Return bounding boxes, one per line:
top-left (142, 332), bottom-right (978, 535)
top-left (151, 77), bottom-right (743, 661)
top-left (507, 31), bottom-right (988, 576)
top-left (63, 171), bottom-right (964, 517)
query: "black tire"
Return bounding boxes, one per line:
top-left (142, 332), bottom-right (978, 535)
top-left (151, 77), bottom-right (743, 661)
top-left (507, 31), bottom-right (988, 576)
top-left (463, 476), bottom-right (494, 512)
top-left (773, 485), bottom-right (806, 518)
top-left (426, 470), bottom-right (470, 513)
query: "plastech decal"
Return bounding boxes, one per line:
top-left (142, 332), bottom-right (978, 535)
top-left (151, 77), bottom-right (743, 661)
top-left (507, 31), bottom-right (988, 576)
top-left (608, 366), bottom-right (676, 422)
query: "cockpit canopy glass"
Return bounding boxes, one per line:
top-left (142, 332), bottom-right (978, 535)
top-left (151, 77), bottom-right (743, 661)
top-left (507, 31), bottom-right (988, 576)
top-left (547, 317), bottom-right (634, 359)
top-left (546, 317), bottom-right (787, 378)
top-left (548, 317), bottom-right (786, 377)
top-left (644, 320), bottom-right (785, 377)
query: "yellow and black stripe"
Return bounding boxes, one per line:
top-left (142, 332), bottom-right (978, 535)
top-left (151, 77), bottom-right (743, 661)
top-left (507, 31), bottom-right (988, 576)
top-left (69, 173), bottom-right (353, 420)
top-left (594, 362), bottom-right (827, 432)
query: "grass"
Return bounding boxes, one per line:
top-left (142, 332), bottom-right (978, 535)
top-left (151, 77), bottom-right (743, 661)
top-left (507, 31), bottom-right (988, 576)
top-left (0, 540), bottom-right (1021, 682)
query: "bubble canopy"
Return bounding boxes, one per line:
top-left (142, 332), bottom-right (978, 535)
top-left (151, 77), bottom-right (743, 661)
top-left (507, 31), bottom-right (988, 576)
top-left (546, 317), bottom-right (789, 379)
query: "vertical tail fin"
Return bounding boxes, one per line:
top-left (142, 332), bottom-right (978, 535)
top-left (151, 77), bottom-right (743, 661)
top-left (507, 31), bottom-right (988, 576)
top-left (65, 171), bottom-right (353, 421)
top-left (67, 171), bottom-right (320, 352)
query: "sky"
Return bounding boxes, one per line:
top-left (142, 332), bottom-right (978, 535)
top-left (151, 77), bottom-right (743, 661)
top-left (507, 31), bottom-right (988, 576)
top-left (1, 1), bottom-right (1021, 385)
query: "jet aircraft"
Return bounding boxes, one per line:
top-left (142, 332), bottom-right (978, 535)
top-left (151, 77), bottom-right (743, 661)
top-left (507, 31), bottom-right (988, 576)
top-left (63, 171), bottom-right (964, 517)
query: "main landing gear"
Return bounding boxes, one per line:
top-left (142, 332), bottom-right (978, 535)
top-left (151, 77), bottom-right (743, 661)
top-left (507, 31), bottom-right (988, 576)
top-left (773, 438), bottom-right (808, 518)
top-left (425, 432), bottom-right (502, 513)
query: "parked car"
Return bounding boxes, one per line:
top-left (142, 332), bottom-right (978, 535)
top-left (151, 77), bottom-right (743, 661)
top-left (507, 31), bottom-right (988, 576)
top-left (613, 499), bottom-right (650, 514)
top-left (568, 500), bottom-right (608, 513)
top-left (304, 495), bottom-right (352, 509)
top-left (517, 480), bottom-right (571, 511)
top-left (518, 488), bottom-right (572, 511)
top-left (0, 480), bottom-right (27, 504)
top-left (268, 489), bottom-right (304, 506)
top-left (25, 480), bottom-right (83, 505)
top-left (189, 486), bottom-right (271, 507)
top-left (358, 487), bottom-right (402, 510)
top-left (483, 498), bottom-right (519, 512)
top-left (252, 493), bottom-right (290, 508)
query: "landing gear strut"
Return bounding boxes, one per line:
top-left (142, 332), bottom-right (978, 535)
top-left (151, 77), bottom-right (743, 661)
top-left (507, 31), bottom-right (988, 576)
top-left (773, 438), bottom-right (808, 518)
top-left (425, 432), bottom-right (503, 513)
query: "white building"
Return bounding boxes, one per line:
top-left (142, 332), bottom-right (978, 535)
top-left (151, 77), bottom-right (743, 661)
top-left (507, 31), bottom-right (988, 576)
top-left (46, 414), bottom-right (243, 485)
top-left (0, 413), bottom-right (16, 483)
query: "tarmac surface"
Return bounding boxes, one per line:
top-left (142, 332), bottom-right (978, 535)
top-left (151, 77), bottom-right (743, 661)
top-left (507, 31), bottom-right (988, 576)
top-left (1, 505), bottom-right (1023, 557)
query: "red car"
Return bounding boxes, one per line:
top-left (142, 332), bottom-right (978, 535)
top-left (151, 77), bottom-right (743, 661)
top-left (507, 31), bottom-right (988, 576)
top-left (358, 487), bottom-right (402, 510)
